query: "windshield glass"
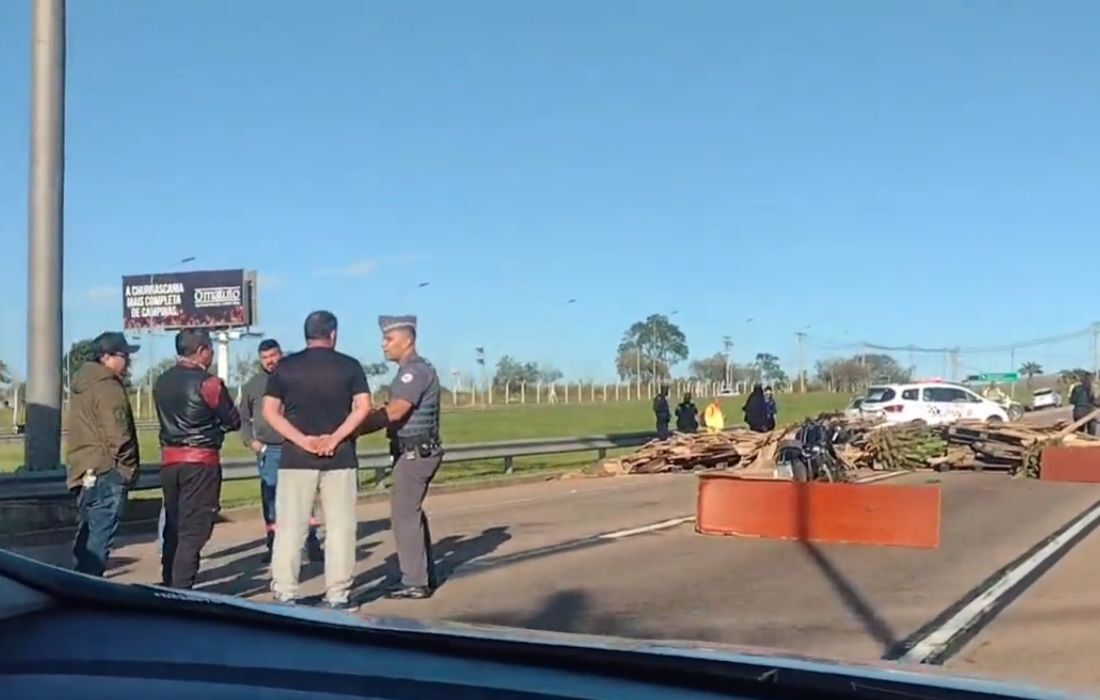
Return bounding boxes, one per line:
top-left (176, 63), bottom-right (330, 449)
top-left (862, 387), bottom-right (896, 403)
top-left (1, 2), bottom-right (1096, 697)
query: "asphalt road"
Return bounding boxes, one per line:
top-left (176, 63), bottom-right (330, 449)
top-left (13, 457), bottom-right (1100, 695)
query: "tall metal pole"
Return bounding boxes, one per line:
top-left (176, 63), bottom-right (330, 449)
top-left (1009, 346), bottom-right (1016, 398)
top-left (796, 332), bottom-right (806, 393)
top-left (24, 0), bottom-right (66, 471)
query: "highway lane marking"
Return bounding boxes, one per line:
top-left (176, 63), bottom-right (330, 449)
top-left (434, 476), bottom-right (684, 517)
top-left (599, 516), bottom-right (697, 539)
top-left (891, 497), bottom-right (1100, 665)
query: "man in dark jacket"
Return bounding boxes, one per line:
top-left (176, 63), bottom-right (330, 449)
top-left (1069, 372), bottom-right (1099, 435)
top-left (763, 386), bottom-right (778, 431)
top-left (66, 332), bottom-right (140, 576)
top-left (239, 338), bottom-right (322, 563)
top-left (675, 393), bottom-right (699, 433)
top-left (743, 383), bottom-right (770, 433)
top-left (653, 385), bottom-right (671, 439)
top-left (153, 328), bottom-right (241, 589)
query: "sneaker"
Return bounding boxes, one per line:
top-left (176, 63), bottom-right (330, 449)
top-left (384, 585), bottom-right (433, 600)
top-left (324, 599), bottom-right (359, 613)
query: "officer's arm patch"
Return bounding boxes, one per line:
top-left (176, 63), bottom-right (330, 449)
top-left (400, 372), bottom-right (414, 383)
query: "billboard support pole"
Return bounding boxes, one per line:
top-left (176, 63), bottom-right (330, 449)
top-left (25, 0), bottom-right (66, 471)
top-left (214, 331), bottom-right (231, 384)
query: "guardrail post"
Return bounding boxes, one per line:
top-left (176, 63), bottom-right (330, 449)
top-left (597, 448), bottom-right (607, 460)
top-left (504, 455), bottom-right (514, 475)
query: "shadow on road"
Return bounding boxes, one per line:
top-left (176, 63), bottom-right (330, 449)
top-left (352, 525), bottom-right (512, 604)
top-left (794, 478), bottom-right (899, 653)
top-left (195, 518), bottom-right (392, 598)
top-left (457, 589), bottom-right (716, 643)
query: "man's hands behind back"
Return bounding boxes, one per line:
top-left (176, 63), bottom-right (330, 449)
top-left (298, 434), bottom-right (339, 457)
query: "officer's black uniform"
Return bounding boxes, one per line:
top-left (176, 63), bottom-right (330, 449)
top-left (1069, 378), bottom-right (1098, 435)
top-left (653, 387), bottom-right (671, 439)
top-left (675, 396), bottom-right (699, 432)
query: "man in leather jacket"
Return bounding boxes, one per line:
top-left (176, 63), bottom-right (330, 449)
top-left (153, 328), bottom-right (241, 588)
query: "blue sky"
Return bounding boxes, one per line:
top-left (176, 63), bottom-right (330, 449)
top-left (2, 0), bottom-right (1099, 384)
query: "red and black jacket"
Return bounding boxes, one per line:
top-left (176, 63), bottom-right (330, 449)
top-left (153, 360), bottom-right (242, 466)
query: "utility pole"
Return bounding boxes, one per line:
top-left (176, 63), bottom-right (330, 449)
top-left (1092, 323), bottom-right (1099, 378)
top-left (722, 335), bottom-right (733, 387)
top-left (1009, 345), bottom-right (1016, 398)
top-left (24, 0), bottom-right (66, 471)
top-left (796, 332), bottom-right (806, 393)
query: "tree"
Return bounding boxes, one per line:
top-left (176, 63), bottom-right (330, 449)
top-left (753, 353), bottom-right (790, 388)
top-left (137, 358), bottom-right (176, 388)
top-left (815, 353), bottom-right (909, 393)
top-left (231, 353), bottom-right (262, 387)
top-left (362, 362), bottom-right (389, 379)
top-left (537, 365), bottom-right (563, 383)
top-left (493, 355), bottom-right (557, 387)
top-left (616, 314), bottom-right (689, 381)
top-left (1019, 361), bottom-right (1043, 388)
top-left (63, 338), bottom-right (97, 379)
top-left (616, 348), bottom-right (668, 383)
top-left (689, 353), bottom-right (728, 383)
top-left (62, 338), bottom-right (98, 395)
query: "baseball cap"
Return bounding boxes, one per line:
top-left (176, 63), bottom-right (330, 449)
top-left (93, 331), bottom-right (140, 358)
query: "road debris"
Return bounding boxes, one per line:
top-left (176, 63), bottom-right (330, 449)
top-left (591, 409), bottom-right (1100, 480)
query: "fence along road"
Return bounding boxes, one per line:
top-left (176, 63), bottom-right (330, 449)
top-left (0, 430), bottom-right (662, 500)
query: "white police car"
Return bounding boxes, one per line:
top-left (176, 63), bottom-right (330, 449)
top-left (859, 381), bottom-right (1010, 425)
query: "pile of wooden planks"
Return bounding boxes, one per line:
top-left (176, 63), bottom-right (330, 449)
top-left (590, 408), bottom-right (1100, 479)
top-left (589, 429), bottom-right (789, 476)
top-left (940, 409), bottom-right (1100, 477)
top-left (843, 421), bottom-right (948, 472)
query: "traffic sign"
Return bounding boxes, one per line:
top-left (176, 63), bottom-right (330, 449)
top-left (976, 372), bottom-right (1019, 382)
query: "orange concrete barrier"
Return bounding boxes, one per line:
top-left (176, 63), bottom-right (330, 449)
top-left (695, 474), bottom-right (941, 549)
top-left (1040, 446), bottom-right (1100, 483)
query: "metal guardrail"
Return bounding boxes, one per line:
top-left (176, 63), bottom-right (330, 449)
top-left (0, 430), bottom-right (660, 501)
top-left (0, 421), bottom-right (162, 444)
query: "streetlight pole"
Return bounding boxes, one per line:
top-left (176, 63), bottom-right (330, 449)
top-left (24, 0), bottom-right (66, 471)
top-left (722, 335), bottom-right (733, 388)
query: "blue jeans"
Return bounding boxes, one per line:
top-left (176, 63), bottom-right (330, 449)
top-left (73, 470), bottom-right (129, 577)
top-left (259, 445), bottom-right (320, 551)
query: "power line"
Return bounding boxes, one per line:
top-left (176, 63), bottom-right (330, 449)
top-left (805, 325), bottom-right (1094, 356)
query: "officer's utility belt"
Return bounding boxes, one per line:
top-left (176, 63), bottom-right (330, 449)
top-left (392, 434), bottom-right (441, 457)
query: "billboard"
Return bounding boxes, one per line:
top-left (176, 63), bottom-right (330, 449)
top-left (122, 269), bottom-right (257, 331)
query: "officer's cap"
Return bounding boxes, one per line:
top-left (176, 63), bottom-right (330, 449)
top-left (379, 315), bottom-right (417, 333)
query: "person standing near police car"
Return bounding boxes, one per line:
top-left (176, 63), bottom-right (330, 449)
top-left (356, 315), bottom-right (442, 600)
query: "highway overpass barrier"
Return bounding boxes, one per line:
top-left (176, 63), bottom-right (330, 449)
top-left (0, 430), bottom-right (662, 502)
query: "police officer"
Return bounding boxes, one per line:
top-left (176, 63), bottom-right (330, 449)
top-left (1069, 371), bottom-right (1099, 435)
top-left (653, 384), bottom-right (671, 439)
top-left (356, 315), bottom-right (442, 599)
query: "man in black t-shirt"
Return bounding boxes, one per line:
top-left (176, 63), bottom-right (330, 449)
top-left (262, 310), bottom-right (372, 610)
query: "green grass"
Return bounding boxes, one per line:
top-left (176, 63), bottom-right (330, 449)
top-left (0, 391), bottom-right (850, 475)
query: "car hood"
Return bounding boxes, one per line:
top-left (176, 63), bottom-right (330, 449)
top-left (130, 582), bottom-right (1075, 699)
